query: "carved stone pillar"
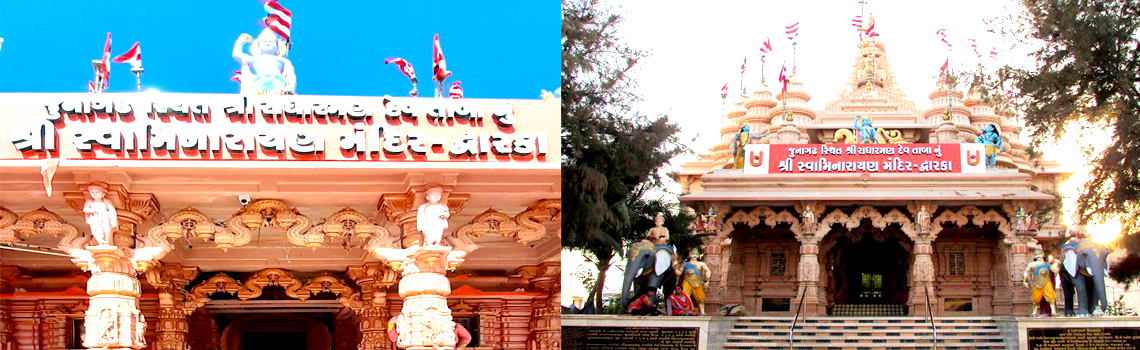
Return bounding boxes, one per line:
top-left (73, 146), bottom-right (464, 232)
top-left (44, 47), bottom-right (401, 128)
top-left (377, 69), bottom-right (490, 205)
top-left (519, 263), bottom-right (559, 350)
top-left (347, 263), bottom-right (398, 350)
top-left (65, 184), bottom-right (160, 350)
top-left (792, 234), bottom-right (823, 316)
top-left (144, 263), bottom-right (199, 350)
top-left (907, 202), bottom-right (938, 316)
top-left (1008, 234), bottom-right (1037, 316)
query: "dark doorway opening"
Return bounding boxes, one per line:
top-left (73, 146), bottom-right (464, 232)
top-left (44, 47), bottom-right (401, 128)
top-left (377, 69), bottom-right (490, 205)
top-left (242, 332), bottom-right (307, 350)
top-left (823, 221), bottom-right (912, 315)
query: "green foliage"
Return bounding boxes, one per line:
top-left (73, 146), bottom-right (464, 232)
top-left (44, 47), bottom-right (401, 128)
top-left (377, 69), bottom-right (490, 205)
top-left (1106, 295), bottom-right (1139, 316)
top-left (562, 0), bottom-right (689, 310)
top-left (987, 0), bottom-right (1140, 281)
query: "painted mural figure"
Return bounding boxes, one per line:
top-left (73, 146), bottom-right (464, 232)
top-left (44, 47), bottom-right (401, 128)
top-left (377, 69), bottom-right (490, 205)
top-left (974, 124), bottom-right (1004, 168)
top-left (83, 185), bottom-right (118, 246)
top-left (678, 248), bottom-right (712, 315)
top-left (233, 28), bottom-right (296, 95)
top-left (417, 187), bottom-right (450, 246)
top-left (1022, 251), bottom-right (1059, 317)
top-left (854, 115), bottom-right (877, 144)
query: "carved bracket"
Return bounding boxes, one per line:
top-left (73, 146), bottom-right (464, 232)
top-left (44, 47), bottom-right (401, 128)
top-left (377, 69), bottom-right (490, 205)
top-left (305, 208), bottom-right (389, 249)
top-left (186, 269), bottom-right (359, 313)
top-left (224, 199), bottom-right (312, 251)
top-left (453, 199), bottom-right (560, 247)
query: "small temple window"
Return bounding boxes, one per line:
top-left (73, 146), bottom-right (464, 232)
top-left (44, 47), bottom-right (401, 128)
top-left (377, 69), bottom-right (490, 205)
top-left (949, 252), bottom-right (966, 276)
top-left (770, 253), bottom-right (787, 276)
top-left (762, 298), bottom-right (791, 312)
top-left (69, 318), bottom-right (85, 349)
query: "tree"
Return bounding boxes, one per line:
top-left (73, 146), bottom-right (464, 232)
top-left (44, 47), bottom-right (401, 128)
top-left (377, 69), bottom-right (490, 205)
top-left (562, 0), bottom-right (689, 311)
top-left (989, 0), bottom-right (1140, 282)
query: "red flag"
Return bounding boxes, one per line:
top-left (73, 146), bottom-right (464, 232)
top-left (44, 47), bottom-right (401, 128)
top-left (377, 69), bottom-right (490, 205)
top-left (101, 32), bottom-right (111, 89)
top-left (384, 57), bottom-right (418, 84)
top-left (88, 81), bottom-right (97, 93)
top-left (760, 37), bottom-right (772, 54)
top-left (864, 17), bottom-right (876, 36)
top-left (940, 58), bottom-right (948, 72)
top-left (936, 29), bottom-right (949, 46)
top-left (432, 34), bottom-right (452, 82)
top-left (741, 57), bottom-right (747, 75)
top-left (989, 47), bottom-right (998, 58)
top-left (230, 70), bottom-right (242, 83)
top-left (968, 39), bottom-right (979, 56)
top-left (449, 81), bottom-right (463, 99)
top-left (112, 42), bottom-right (142, 69)
top-left (778, 65), bottom-right (788, 93)
top-left (263, 0), bottom-right (292, 42)
top-left (720, 84), bottom-right (728, 99)
top-left (851, 15), bottom-right (863, 28)
top-left (785, 22), bottom-right (799, 41)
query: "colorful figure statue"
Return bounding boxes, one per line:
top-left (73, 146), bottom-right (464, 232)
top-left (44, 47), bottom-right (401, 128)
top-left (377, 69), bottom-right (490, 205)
top-left (1060, 213), bottom-right (1087, 316)
top-left (854, 115), bottom-right (877, 144)
top-left (704, 207), bottom-right (718, 233)
top-left (1014, 205), bottom-right (1031, 233)
top-left (974, 124), bottom-right (1004, 168)
top-left (620, 213), bottom-right (678, 310)
top-left (417, 186), bottom-right (450, 246)
top-left (1022, 251), bottom-right (1059, 317)
top-left (1063, 235), bottom-right (1111, 316)
top-left (731, 125), bottom-right (752, 169)
top-left (667, 285), bottom-right (698, 316)
top-left (83, 185), bottom-right (118, 246)
top-left (233, 28), bottom-right (296, 95)
top-left (678, 248), bottom-right (712, 315)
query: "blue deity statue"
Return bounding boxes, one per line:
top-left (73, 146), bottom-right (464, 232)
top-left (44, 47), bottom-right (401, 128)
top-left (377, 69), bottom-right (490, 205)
top-left (854, 115), bottom-right (877, 144)
top-left (974, 124), bottom-right (1004, 168)
top-left (731, 125), bottom-right (770, 169)
top-left (233, 28), bottom-right (296, 95)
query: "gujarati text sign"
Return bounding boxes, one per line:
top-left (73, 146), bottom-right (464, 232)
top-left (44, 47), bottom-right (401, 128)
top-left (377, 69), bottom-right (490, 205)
top-left (562, 326), bottom-right (699, 350)
top-left (744, 143), bottom-right (985, 174)
top-left (1028, 327), bottom-right (1140, 350)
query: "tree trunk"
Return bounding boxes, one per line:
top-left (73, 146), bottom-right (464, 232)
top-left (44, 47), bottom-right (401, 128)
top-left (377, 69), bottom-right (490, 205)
top-left (592, 252), bottom-right (613, 312)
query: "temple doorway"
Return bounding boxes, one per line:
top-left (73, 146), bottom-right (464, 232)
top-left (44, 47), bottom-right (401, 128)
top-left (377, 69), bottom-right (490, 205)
top-left (217, 310), bottom-right (336, 350)
top-left (822, 222), bottom-right (912, 316)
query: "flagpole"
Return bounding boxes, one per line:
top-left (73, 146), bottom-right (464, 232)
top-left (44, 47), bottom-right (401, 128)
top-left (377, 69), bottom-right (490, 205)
top-left (792, 42), bottom-right (798, 75)
top-left (131, 67), bottom-right (144, 92)
top-left (782, 61), bottom-right (789, 121)
top-left (92, 60), bottom-right (104, 93)
top-left (761, 55), bottom-right (766, 86)
top-left (740, 58), bottom-right (747, 96)
top-left (946, 44), bottom-right (953, 117)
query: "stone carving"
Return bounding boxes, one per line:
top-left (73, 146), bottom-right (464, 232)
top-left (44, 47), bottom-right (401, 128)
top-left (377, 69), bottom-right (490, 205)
top-left (975, 124), bottom-right (1005, 168)
top-left (796, 202), bottom-right (824, 233)
top-left (514, 199), bottom-right (561, 244)
top-left (186, 269), bottom-right (361, 314)
top-left (910, 202), bottom-right (934, 234)
top-left (418, 186), bottom-right (451, 246)
top-left (0, 208), bottom-right (86, 254)
top-left (84, 185), bottom-right (119, 246)
top-left (453, 199), bottom-right (560, 248)
top-left (151, 207), bottom-right (221, 242)
top-left (238, 268), bottom-right (307, 301)
top-left (234, 28), bottom-right (296, 95)
top-left (913, 253), bottom-right (935, 283)
top-left (225, 199), bottom-right (312, 251)
top-left (306, 208), bottom-right (387, 249)
top-left (834, 115), bottom-right (905, 144)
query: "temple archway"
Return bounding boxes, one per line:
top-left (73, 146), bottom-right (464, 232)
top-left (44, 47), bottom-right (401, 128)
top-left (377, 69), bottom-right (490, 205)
top-left (821, 218), bottom-right (913, 316)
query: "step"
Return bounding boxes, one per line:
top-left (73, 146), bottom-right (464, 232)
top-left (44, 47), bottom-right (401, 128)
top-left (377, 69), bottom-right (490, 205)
top-left (723, 342), bottom-right (1008, 349)
top-left (733, 323), bottom-right (998, 329)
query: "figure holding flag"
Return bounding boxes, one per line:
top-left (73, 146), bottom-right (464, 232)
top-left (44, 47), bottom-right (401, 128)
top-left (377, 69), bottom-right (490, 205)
top-left (433, 34), bottom-right (453, 98)
top-left (113, 42), bottom-right (143, 92)
top-left (385, 57), bottom-right (419, 97)
top-left (233, 0), bottom-right (296, 95)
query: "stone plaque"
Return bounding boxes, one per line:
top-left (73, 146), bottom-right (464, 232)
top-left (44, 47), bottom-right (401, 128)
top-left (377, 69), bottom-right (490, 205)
top-left (1028, 327), bottom-right (1140, 350)
top-left (563, 326), bottom-right (699, 350)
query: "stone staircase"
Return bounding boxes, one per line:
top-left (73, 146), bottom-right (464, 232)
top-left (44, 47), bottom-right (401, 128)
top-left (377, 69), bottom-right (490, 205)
top-left (724, 316), bottom-right (1008, 349)
top-left (831, 304), bottom-right (907, 316)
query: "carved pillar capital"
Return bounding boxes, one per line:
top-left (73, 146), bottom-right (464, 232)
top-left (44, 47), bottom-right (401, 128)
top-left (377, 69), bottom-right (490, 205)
top-left (516, 262), bottom-right (560, 292)
top-left (65, 183), bottom-right (160, 249)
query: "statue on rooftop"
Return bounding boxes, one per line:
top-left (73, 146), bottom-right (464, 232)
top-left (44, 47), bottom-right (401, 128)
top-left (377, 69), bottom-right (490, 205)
top-left (731, 125), bottom-right (752, 169)
top-left (854, 115), bottom-right (877, 144)
top-left (233, 28), bottom-right (296, 95)
top-left (975, 124), bottom-right (1004, 168)
top-left (83, 185), bottom-right (118, 246)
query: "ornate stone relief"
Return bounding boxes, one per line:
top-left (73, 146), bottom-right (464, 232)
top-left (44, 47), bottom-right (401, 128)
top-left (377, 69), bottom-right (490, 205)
top-left (452, 199), bottom-right (560, 247)
top-left (306, 208), bottom-right (389, 249)
top-left (718, 206), bottom-right (802, 238)
top-left (185, 269), bottom-right (358, 313)
top-left (0, 208), bottom-right (85, 249)
top-left (224, 199), bottom-right (313, 250)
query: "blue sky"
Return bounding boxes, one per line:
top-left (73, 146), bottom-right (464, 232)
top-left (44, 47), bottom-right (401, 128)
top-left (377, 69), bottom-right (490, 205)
top-left (0, 1), bottom-right (559, 99)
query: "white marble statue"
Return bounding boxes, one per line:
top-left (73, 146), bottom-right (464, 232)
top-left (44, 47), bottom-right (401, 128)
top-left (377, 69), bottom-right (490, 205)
top-left (83, 185), bottom-right (118, 246)
top-left (417, 186), bottom-right (450, 246)
top-left (233, 28), bottom-right (296, 95)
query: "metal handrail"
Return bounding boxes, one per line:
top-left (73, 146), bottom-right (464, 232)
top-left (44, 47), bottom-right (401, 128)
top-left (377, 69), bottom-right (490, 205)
top-left (924, 284), bottom-right (938, 350)
top-left (787, 284), bottom-right (808, 348)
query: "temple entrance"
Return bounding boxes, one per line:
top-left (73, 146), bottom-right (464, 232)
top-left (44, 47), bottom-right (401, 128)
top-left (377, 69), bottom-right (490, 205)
top-left (822, 222), bottom-right (912, 316)
top-left (219, 312), bottom-right (335, 350)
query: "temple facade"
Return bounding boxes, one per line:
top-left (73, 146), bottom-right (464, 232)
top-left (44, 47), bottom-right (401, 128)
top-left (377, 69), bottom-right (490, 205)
top-left (0, 93), bottom-right (561, 350)
top-left (676, 38), bottom-right (1070, 318)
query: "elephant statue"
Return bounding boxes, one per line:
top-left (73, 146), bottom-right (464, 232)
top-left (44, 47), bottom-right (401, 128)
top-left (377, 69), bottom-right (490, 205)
top-left (620, 240), bottom-right (677, 310)
top-left (1062, 237), bottom-right (1110, 316)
